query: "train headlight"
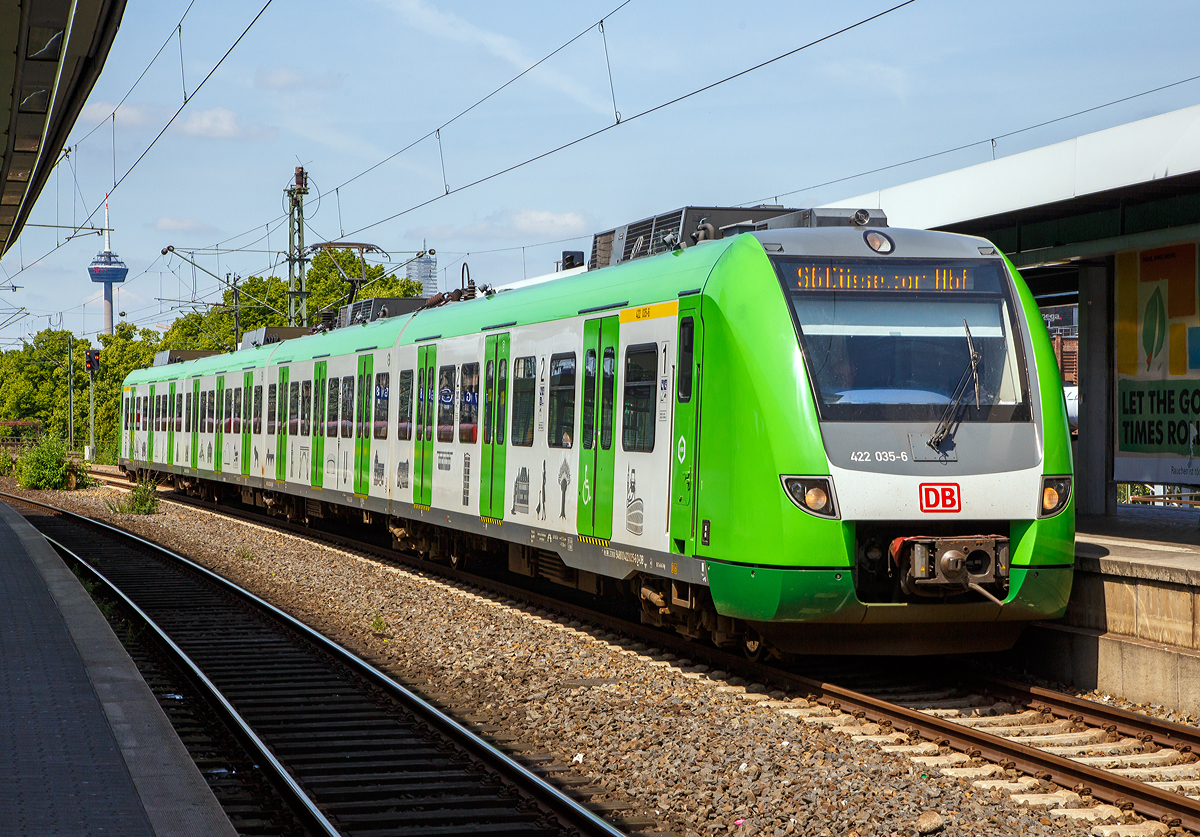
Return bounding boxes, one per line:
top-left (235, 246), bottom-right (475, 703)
top-left (782, 476), bottom-right (839, 519)
top-left (1040, 476), bottom-right (1072, 517)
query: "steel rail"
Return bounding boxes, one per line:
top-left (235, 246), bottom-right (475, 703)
top-left (2, 491), bottom-right (629, 837)
top-left (978, 674), bottom-right (1200, 755)
top-left (45, 534), bottom-right (342, 837)
top-left (71, 480), bottom-right (1200, 830)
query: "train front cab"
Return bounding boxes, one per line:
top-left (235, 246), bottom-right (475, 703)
top-left (693, 231), bottom-right (1074, 655)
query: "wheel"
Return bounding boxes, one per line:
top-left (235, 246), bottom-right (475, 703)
top-left (742, 628), bottom-right (768, 663)
top-left (449, 551), bottom-right (467, 571)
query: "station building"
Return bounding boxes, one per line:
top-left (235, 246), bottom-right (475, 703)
top-left (823, 104), bottom-right (1200, 518)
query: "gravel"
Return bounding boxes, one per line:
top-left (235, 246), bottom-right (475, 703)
top-left (5, 481), bottom-right (1103, 836)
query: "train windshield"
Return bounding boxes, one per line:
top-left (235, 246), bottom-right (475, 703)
top-left (773, 257), bottom-right (1031, 422)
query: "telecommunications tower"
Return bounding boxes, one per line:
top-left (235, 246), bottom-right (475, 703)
top-left (87, 197), bottom-right (128, 334)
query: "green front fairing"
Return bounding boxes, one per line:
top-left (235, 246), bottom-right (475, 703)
top-left (708, 561), bottom-right (1072, 624)
top-left (694, 235), bottom-right (846, 568)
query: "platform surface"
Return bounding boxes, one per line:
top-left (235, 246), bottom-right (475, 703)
top-left (0, 500), bottom-right (236, 837)
top-left (1076, 505), bottom-right (1200, 585)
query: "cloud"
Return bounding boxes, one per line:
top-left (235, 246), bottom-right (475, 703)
top-left (151, 216), bottom-right (220, 237)
top-left (255, 66), bottom-right (343, 91)
top-left (378, 0), bottom-right (610, 115)
top-left (177, 107), bottom-right (275, 140)
top-left (80, 100), bottom-right (162, 128)
top-left (409, 208), bottom-right (590, 243)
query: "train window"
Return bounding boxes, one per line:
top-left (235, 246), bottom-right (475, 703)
top-left (193, 390), bottom-right (200, 434)
top-left (253, 386), bottom-right (263, 434)
top-left (225, 389), bottom-right (234, 434)
top-left (548, 353), bottom-right (576, 449)
top-left (436, 365), bottom-right (455, 443)
top-left (184, 393), bottom-right (191, 433)
top-left (326, 378), bottom-right (338, 437)
top-left (195, 394), bottom-right (201, 435)
top-left (397, 370), bottom-right (413, 441)
top-left (510, 356), bottom-right (535, 446)
top-left (267, 384), bottom-right (277, 435)
top-left (622, 343), bottom-right (657, 453)
top-left (301, 381), bottom-right (312, 437)
top-left (601, 348), bottom-right (615, 450)
top-left (244, 386), bottom-right (252, 431)
top-left (288, 381), bottom-right (300, 436)
top-left (459, 363), bottom-right (478, 444)
top-left (341, 376), bottom-right (354, 438)
top-left (581, 350), bottom-right (597, 450)
top-left (160, 394), bottom-right (166, 431)
top-left (313, 377), bottom-right (325, 436)
top-left (232, 389), bottom-right (242, 435)
top-left (134, 397), bottom-right (140, 431)
top-left (374, 372), bottom-right (389, 440)
top-left (483, 360), bottom-right (494, 445)
top-left (177, 393), bottom-right (184, 432)
top-left (208, 391), bottom-right (216, 434)
top-left (496, 358), bottom-right (508, 446)
top-left (677, 317), bottom-right (694, 403)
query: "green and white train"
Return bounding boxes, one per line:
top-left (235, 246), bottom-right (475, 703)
top-left (120, 208), bottom-right (1074, 656)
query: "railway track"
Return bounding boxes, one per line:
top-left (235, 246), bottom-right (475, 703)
top-left (64, 478), bottom-right (1200, 832)
top-left (4, 491), bottom-right (628, 837)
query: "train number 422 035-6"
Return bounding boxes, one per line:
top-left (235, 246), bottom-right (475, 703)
top-left (850, 450), bottom-right (909, 463)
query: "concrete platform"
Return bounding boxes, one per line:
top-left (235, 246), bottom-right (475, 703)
top-left (1003, 504), bottom-right (1200, 713)
top-left (0, 500), bottom-right (237, 837)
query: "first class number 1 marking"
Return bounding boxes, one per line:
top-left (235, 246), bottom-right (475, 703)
top-left (850, 450), bottom-right (909, 463)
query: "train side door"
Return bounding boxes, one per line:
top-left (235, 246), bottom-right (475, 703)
top-left (413, 344), bottom-right (437, 507)
top-left (241, 372), bottom-right (252, 476)
top-left (275, 366), bottom-right (289, 482)
top-left (191, 380), bottom-right (200, 468)
top-left (479, 333), bottom-right (510, 520)
top-left (215, 375), bottom-right (226, 473)
top-left (670, 300), bottom-right (703, 554)
top-left (148, 384), bottom-right (156, 462)
top-left (577, 315), bottom-right (619, 541)
top-left (312, 362), bottom-right (327, 488)
top-left (167, 382), bottom-right (176, 466)
top-left (354, 354), bottom-right (374, 496)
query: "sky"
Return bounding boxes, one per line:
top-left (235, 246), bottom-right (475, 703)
top-left (1, 0), bottom-right (1199, 345)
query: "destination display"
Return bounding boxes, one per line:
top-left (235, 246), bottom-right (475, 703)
top-left (772, 258), bottom-right (1005, 294)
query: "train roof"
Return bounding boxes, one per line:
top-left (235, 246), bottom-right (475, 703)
top-left (122, 226), bottom-right (1004, 387)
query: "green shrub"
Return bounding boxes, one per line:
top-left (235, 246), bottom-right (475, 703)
top-left (95, 436), bottom-right (120, 466)
top-left (106, 478), bottom-right (160, 515)
top-left (0, 451), bottom-right (14, 477)
top-left (16, 435), bottom-right (71, 490)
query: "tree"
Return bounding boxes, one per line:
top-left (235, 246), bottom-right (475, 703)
top-left (94, 323), bottom-right (161, 445)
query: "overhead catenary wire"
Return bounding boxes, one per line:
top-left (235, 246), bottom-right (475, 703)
top-left (735, 70), bottom-right (1200, 207)
top-left (342, 0), bottom-right (919, 240)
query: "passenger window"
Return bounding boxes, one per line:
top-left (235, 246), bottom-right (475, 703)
top-left (224, 389), bottom-right (233, 434)
top-left (267, 384), bottom-right (277, 435)
top-left (193, 390), bottom-right (200, 434)
top-left (548, 353), bottom-right (576, 449)
top-left (678, 317), bottom-right (694, 403)
top-left (397, 370), bottom-right (414, 441)
top-left (510, 356), bottom-right (535, 446)
top-left (581, 350), bottom-right (597, 450)
top-left (276, 383), bottom-right (285, 436)
top-left (289, 381), bottom-right (300, 436)
top-left (374, 372), bottom-right (389, 440)
top-left (253, 386), bottom-right (263, 434)
top-left (177, 393), bottom-right (184, 432)
top-left (459, 362), bottom-right (479, 444)
top-left (184, 393), bottom-right (192, 433)
top-left (340, 376), bottom-right (355, 438)
top-left (436, 365), bottom-right (456, 443)
top-left (301, 381), bottom-right (312, 437)
top-left (622, 343), bottom-right (657, 452)
top-left (497, 358), bottom-right (508, 446)
top-left (208, 391), bottom-right (215, 433)
top-left (232, 389), bottom-right (242, 434)
top-left (483, 360), bottom-right (494, 445)
top-left (244, 386), bottom-right (252, 430)
top-left (601, 348), bottom-right (615, 450)
top-left (326, 378), bottom-right (339, 437)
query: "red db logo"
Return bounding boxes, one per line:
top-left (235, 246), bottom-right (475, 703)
top-left (919, 483), bottom-right (960, 513)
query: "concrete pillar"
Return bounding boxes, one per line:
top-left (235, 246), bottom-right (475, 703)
top-left (103, 282), bottom-right (113, 335)
top-left (1076, 260), bottom-right (1117, 515)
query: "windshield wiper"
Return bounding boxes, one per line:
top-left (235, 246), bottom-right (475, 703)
top-left (927, 319), bottom-right (981, 451)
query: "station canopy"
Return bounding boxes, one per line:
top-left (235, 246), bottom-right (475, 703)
top-left (1, 0), bottom-right (127, 257)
